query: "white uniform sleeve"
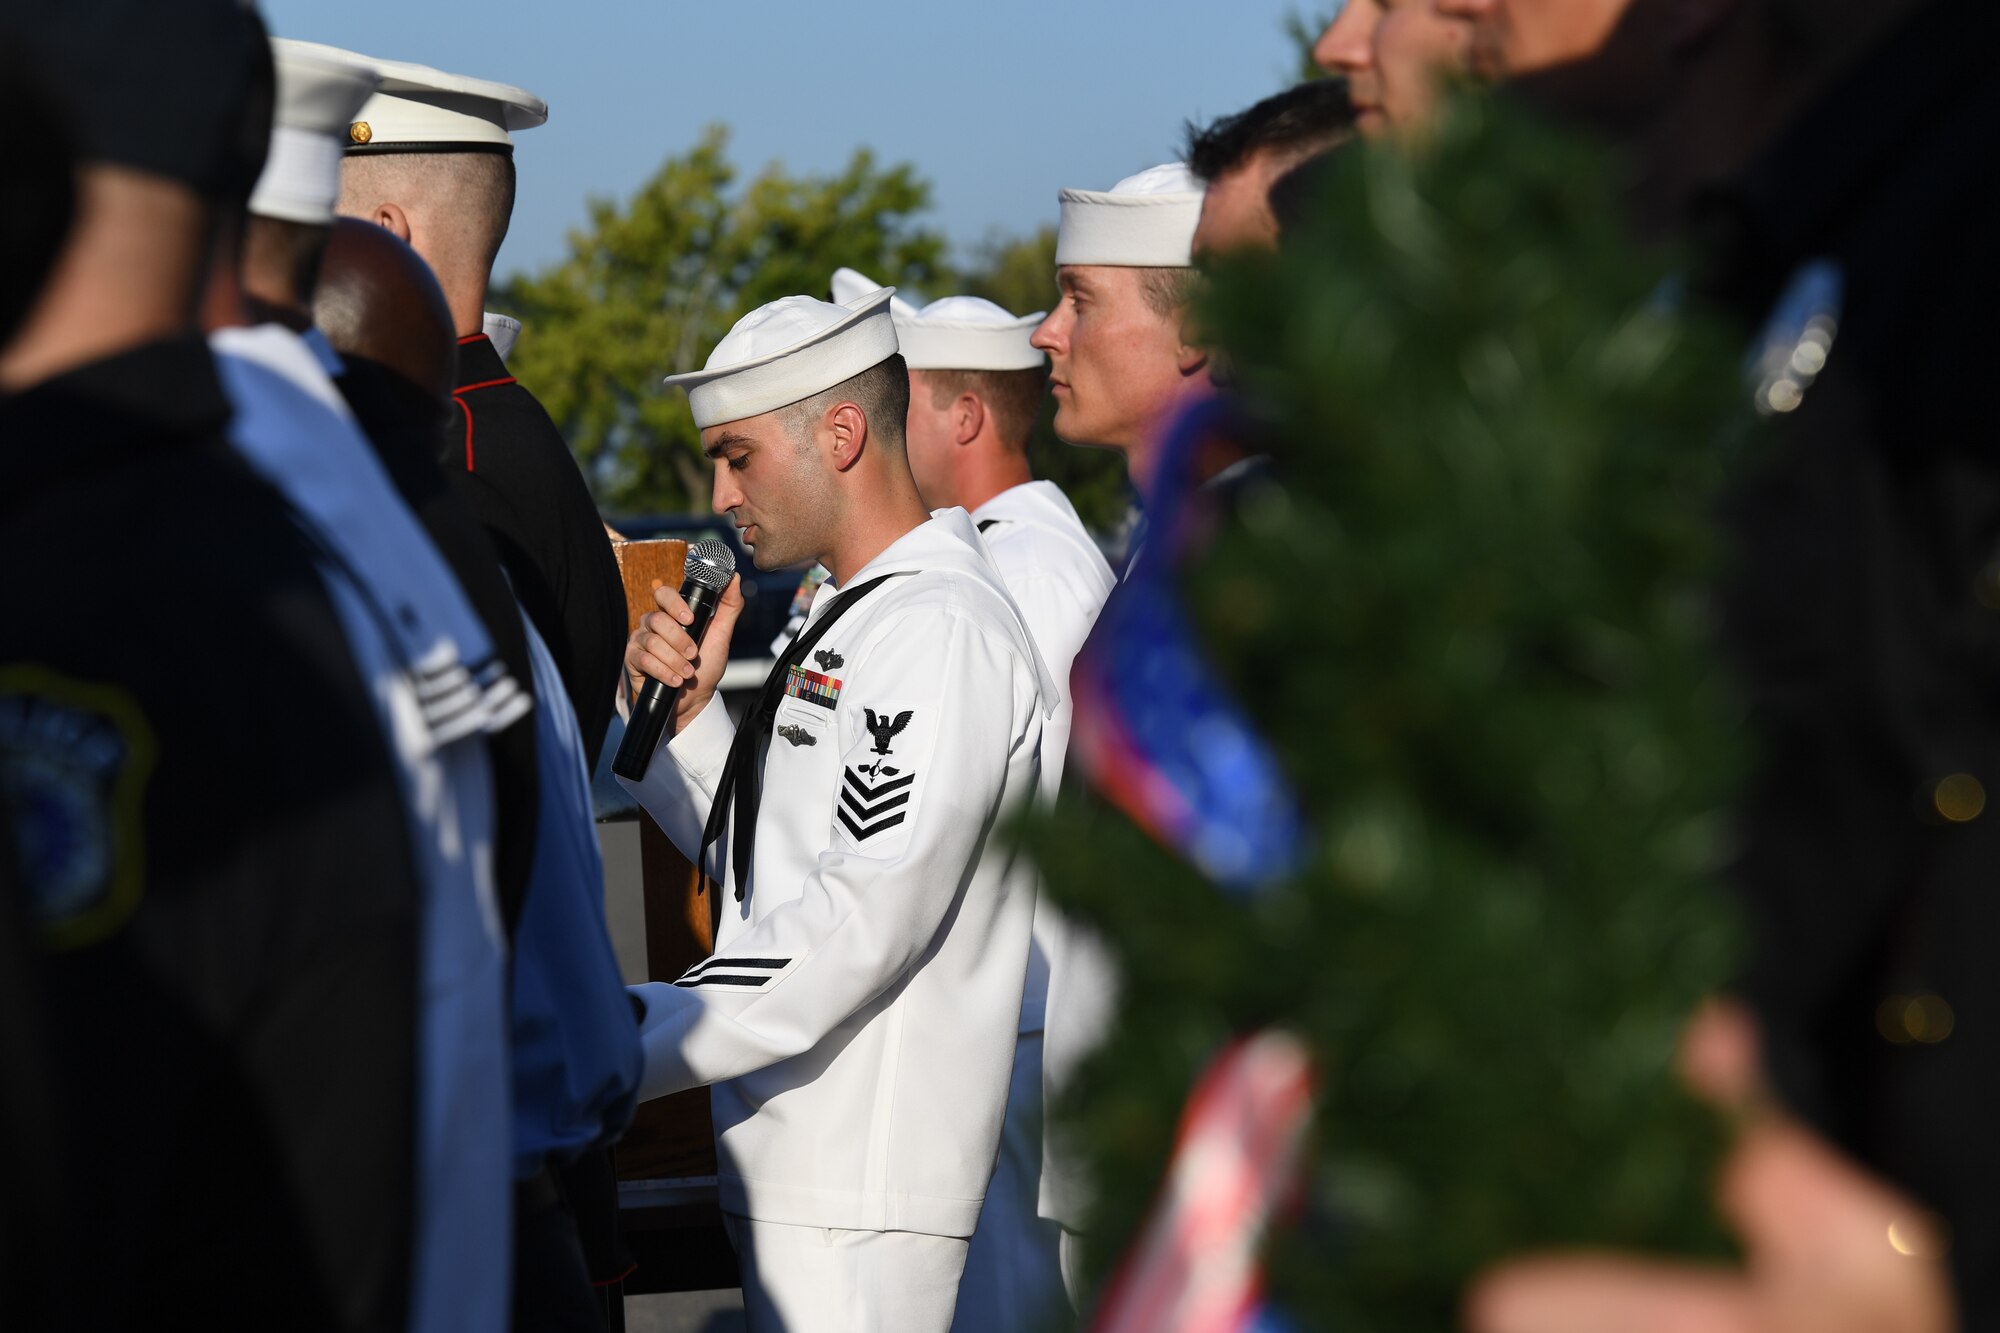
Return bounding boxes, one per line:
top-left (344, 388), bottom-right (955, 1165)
top-left (630, 606), bottom-right (1028, 1099)
top-left (615, 689), bottom-right (736, 865)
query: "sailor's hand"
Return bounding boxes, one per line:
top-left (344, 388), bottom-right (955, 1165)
top-left (1465, 1001), bottom-right (1955, 1333)
top-left (625, 573), bottom-right (744, 730)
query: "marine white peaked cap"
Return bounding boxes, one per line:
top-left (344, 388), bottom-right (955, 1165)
top-left (249, 41), bottom-right (380, 225)
top-left (830, 268), bottom-right (1045, 372)
top-left (1054, 162), bottom-right (1203, 268)
top-left (665, 288), bottom-right (901, 430)
top-left (283, 40), bottom-right (548, 153)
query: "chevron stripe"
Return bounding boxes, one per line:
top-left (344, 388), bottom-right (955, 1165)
top-left (843, 769), bottom-right (915, 802)
top-left (838, 808), bottom-right (908, 842)
top-left (841, 785), bottom-right (911, 822)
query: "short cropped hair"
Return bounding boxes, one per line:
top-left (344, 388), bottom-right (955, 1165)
top-left (921, 365), bottom-right (1050, 454)
top-left (1184, 79), bottom-right (1357, 186)
top-left (1137, 266), bottom-right (1196, 319)
top-left (785, 353), bottom-right (912, 452)
top-left (339, 150), bottom-right (516, 277)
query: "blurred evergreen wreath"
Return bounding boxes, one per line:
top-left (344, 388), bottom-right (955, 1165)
top-left (1026, 90), bottom-right (1757, 1330)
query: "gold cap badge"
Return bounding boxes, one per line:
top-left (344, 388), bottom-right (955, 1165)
top-left (349, 121), bottom-right (373, 145)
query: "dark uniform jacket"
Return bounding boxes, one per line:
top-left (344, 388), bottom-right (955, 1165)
top-left (446, 334), bottom-right (623, 769)
top-left (339, 354), bottom-right (540, 932)
top-left (0, 338), bottom-right (422, 1330)
top-left (1698, 0), bottom-right (2000, 1314)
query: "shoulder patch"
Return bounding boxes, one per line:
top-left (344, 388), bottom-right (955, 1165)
top-left (837, 704), bottom-right (928, 847)
top-left (0, 668), bottom-right (156, 948)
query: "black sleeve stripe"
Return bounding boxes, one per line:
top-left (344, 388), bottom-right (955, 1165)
top-left (681, 956), bottom-right (791, 978)
top-left (838, 809), bottom-right (908, 842)
top-left (674, 974), bottom-right (774, 989)
top-left (840, 786), bottom-right (912, 821)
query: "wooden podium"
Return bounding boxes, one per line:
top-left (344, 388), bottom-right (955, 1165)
top-left (606, 538), bottom-right (739, 1302)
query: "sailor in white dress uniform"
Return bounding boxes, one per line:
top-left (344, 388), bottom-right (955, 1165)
top-left (618, 288), bottom-right (1056, 1333)
top-left (828, 267), bottom-right (1116, 1330)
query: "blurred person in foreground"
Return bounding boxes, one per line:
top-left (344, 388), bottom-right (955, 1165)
top-left (314, 216), bottom-right (644, 1332)
top-left (1312, 0), bottom-right (1471, 134)
top-left (204, 35), bottom-right (528, 1332)
top-left (1399, 0), bottom-right (2000, 1325)
top-left (243, 41), bottom-right (642, 1322)
top-left (1185, 80), bottom-right (1359, 258)
top-left (0, 45), bottom-right (76, 1333)
top-left (0, 4), bottom-right (427, 1326)
top-left (829, 266), bottom-right (1114, 1332)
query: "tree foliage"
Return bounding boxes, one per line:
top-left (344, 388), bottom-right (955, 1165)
top-left (1026, 93), bottom-right (1754, 1329)
top-left (496, 127), bottom-right (950, 513)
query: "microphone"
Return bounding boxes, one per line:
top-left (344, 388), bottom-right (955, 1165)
top-left (613, 538), bottom-right (738, 782)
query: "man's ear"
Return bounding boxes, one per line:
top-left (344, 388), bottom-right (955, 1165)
top-left (1176, 336), bottom-right (1210, 378)
top-left (374, 201), bottom-right (412, 245)
top-left (828, 401), bottom-right (869, 472)
top-left (954, 393), bottom-right (985, 447)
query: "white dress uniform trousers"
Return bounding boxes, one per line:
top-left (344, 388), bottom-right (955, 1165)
top-left (956, 481), bottom-right (1114, 1331)
top-left (621, 509), bottom-right (1054, 1333)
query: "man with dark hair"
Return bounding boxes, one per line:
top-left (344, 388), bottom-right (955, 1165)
top-left (324, 44), bottom-right (626, 769)
top-left (0, 4), bottom-right (426, 1327)
top-left (1186, 78), bottom-right (1358, 255)
top-left (618, 289), bottom-right (1055, 1332)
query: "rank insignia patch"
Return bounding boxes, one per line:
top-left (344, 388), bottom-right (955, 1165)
top-left (839, 768), bottom-right (913, 842)
top-left (777, 723), bottom-right (817, 748)
top-left (0, 668), bottom-right (156, 948)
top-left (784, 665), bottom-right (841, 710)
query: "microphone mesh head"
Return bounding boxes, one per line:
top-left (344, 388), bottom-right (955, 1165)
top-left (686, 538), bottom-right (738, 590)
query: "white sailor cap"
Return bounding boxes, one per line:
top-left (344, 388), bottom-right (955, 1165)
top-left (665, 289), bottom-right (900, 430)
top-left (1054, 162), bottom-right (1203, 268)
top-left (281, 41), bottom-right (547, 154)
top-left (829, 268), bottom-right (1044, 373)
top-left (249, 41), bottom-right (380, 226)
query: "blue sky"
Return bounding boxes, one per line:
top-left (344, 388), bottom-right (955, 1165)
top-left (263, 0), bottom-right (1323, 282)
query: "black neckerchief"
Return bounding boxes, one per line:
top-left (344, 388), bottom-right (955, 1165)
top-left (698, 571), bottom-right (907, 933)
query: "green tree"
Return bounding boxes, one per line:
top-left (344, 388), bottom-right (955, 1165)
top-left (1028, 93), bottom-right (1751, 1329)
top-left (959, 227), bottom-right (1134, 537)
top-left (495, 126), bottom-right (950, 513)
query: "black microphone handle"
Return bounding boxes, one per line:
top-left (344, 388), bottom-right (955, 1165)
top-left (611, 577), bottom-right (725, 782)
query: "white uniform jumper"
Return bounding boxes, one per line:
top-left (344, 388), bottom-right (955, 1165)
top-left (622, 509), bottom-right (1054, 1332)
top-left (956, 481), bottom-right (1114, 1330)
top-left (212, 324), bottom-right (515, 1333)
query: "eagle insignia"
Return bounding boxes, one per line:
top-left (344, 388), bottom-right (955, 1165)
top-left (863, 708), bottom-right (913, 756)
